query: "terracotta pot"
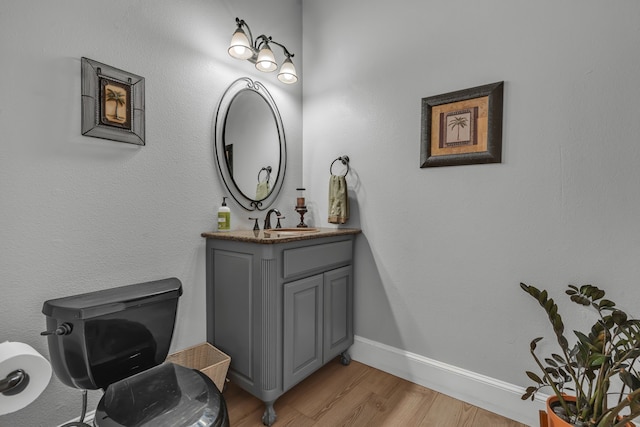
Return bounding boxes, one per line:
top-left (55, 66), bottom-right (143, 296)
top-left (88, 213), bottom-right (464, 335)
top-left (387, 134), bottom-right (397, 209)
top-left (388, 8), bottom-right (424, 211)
top-left (546, 395), bottom-right (576, 427)
top-left (546, 395), bottom-right (635, 427)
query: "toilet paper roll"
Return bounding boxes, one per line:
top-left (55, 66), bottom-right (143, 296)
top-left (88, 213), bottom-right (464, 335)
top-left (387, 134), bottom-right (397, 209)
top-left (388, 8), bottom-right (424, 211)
top-left (0, 341), bottom-right (52, 415)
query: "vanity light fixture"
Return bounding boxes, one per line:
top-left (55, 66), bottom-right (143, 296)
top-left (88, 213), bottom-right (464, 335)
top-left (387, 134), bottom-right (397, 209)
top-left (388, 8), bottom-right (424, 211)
top-left (228, 17), bottom-right (298, 84)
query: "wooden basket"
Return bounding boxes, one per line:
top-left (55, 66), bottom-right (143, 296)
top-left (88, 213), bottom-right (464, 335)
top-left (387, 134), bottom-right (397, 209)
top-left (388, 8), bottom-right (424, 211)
top-left (166, 342), bottom-right (230, 392)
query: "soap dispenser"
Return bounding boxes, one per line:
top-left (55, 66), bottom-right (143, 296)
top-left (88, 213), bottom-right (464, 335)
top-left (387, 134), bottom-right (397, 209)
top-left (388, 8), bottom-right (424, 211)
top-left (217, 197), bottom-right (231, 231)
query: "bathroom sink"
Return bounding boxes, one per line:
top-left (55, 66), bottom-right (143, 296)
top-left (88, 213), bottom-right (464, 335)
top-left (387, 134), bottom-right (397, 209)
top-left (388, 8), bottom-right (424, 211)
top-left (263, 228), bottom-right (320, 238)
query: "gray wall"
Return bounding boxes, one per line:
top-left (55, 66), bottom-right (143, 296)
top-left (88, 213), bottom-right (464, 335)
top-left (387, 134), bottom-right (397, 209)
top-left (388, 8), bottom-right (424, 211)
top-left (4, 0), bottom-right (640, 425)
top-left (0, 1), bottom-right (301, 426)
top-left (303, 0), bottom-right (640, 394)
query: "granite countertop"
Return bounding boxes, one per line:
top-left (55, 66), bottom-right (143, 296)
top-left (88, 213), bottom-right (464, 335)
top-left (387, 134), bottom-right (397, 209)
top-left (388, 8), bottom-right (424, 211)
top-left (201, 227), bottom-right (361, 244)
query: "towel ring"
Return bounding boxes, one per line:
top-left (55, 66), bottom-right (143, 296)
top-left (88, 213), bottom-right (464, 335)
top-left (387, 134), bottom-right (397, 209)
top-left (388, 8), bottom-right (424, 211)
top-left (330, 156), bottom-right (350, 177)
top-left (258, 166), bottom-right (272, 183)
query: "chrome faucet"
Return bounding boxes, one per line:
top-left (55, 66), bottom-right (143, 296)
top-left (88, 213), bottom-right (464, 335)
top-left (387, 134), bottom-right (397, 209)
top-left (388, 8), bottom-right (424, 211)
top-left (263, 208), bottom-right (282, 230)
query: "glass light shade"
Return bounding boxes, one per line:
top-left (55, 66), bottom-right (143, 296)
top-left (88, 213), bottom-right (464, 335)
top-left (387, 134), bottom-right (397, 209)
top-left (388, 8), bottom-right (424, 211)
top-left (228, 28), bottom-right (253, 59)
top-left (255, 45), bottom-right (277, 72)
top-left (277, 57), bottom-right (298, 84)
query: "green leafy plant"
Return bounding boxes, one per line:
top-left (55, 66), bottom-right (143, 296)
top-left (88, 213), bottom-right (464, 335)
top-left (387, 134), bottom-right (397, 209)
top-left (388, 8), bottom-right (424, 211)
top-left (520, 282), bottom-right (640, 426)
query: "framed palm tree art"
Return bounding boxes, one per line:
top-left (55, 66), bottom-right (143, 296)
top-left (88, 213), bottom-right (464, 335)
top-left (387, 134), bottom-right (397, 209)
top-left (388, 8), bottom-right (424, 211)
top-left (102, 80), bottom-right (130, 128)
top-left (81, 57), bottom-right (145, 145)
top-left (420, 81), bottom-right (503, 167)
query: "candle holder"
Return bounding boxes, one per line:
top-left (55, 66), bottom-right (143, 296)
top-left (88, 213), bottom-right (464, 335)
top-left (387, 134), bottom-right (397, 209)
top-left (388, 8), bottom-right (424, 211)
top-left (295, 187), bottom-right (308, 228)
top-left (295, 206), bottom-right (308, 228)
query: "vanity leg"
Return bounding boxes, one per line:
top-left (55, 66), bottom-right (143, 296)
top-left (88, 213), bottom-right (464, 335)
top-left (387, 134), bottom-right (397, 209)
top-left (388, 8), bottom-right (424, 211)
top-left (340, 351), bottom-right (351, 366)
top-left (261, 401), bottom-right (277, 426)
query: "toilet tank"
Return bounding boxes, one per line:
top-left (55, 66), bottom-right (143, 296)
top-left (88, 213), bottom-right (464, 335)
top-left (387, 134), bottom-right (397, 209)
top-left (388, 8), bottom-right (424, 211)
top-left (42, 278), bottom-right (183, 390)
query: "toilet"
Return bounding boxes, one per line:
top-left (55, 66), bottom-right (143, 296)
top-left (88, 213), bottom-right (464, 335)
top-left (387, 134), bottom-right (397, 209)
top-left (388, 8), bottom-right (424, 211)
top-left (42, 278), bottom-right (229, 427)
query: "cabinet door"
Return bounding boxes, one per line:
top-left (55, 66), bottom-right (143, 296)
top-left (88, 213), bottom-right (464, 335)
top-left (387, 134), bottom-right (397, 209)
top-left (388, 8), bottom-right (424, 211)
top-left (323, 265), bottom-right (353, 364)
top-left (283, 274), bottom-right (323, 390)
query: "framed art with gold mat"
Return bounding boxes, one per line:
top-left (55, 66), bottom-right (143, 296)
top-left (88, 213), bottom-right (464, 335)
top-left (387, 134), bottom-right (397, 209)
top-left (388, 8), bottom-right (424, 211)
top-left (420, 81), bottom-right (503, 167)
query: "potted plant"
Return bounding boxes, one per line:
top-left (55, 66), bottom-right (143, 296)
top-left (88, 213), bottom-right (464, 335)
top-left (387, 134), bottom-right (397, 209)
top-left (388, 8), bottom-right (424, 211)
top-left (520, 282), bottom-right (640, 427)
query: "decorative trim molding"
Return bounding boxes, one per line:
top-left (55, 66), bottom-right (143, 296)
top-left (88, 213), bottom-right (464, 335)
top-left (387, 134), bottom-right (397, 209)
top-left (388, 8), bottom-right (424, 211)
top-left (262, 258), bottom-right (277, 389)
top-left (350, 335), bottom-right (547, 427)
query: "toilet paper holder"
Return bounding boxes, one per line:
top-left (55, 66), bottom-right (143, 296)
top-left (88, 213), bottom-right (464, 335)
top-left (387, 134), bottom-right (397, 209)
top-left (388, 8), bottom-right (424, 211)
top-left (0, 324), bottom-right (72, 398)
top-left (0, 341), bottom-right (52, 416)
top-left (0, 369), bottom-right (28, 396)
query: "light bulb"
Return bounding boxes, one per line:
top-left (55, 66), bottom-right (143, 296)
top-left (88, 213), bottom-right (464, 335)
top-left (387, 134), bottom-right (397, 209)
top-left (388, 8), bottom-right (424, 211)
top-left (232, 45), bottom-right (249, 57)
top-left (255, 44), bottom-right (277, 72)
top-left (277, 57), bottom-right (298, 84)
top-left (228, 28), bottom-right (253, 60)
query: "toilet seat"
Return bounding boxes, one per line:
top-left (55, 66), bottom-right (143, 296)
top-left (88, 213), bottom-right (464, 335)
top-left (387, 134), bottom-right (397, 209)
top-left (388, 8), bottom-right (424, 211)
top-left (94, 362), bottom-right (228, 427)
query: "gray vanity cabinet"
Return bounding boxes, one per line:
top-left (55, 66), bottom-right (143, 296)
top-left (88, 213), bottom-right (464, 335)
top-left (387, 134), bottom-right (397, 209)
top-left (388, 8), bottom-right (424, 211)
top-left (283, 264), bottom-right (352, 390)
top-left (204, 232), bottom-right (355, 426)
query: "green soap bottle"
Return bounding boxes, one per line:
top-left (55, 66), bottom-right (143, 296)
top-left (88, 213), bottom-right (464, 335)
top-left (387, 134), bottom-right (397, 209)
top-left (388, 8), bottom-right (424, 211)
top-left (217, 197), bottom-right (230, 231)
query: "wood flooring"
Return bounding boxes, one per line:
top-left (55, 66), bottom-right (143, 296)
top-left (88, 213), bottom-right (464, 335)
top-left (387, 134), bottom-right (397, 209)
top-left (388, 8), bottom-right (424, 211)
top-left (223, 359), bottom-right (530, 427)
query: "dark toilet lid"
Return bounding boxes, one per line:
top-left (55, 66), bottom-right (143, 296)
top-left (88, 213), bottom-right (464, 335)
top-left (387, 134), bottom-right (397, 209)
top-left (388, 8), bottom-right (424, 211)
top-left (94, 362), bottom-right (228, 427)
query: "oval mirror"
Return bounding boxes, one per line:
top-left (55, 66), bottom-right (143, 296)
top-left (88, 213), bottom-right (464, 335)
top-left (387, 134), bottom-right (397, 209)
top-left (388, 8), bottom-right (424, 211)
top-left (214, 78), bottom-right (286, 211)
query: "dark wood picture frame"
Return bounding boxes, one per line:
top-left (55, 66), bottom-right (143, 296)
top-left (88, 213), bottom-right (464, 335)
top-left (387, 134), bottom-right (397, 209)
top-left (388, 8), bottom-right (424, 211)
top-left (81, 57), bottom-right (145, 146)
top-left (420, 81), bottom-right (503, 168)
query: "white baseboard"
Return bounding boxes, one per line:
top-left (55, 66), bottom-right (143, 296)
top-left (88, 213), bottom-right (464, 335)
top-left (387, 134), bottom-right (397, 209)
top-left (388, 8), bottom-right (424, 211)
top-left (350, 335), bottom-right (547, 427)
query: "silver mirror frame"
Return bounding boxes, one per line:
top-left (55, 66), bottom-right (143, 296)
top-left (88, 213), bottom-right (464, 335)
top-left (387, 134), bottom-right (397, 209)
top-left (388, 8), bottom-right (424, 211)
top-left (214, 78), bottom-right (287, 211)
